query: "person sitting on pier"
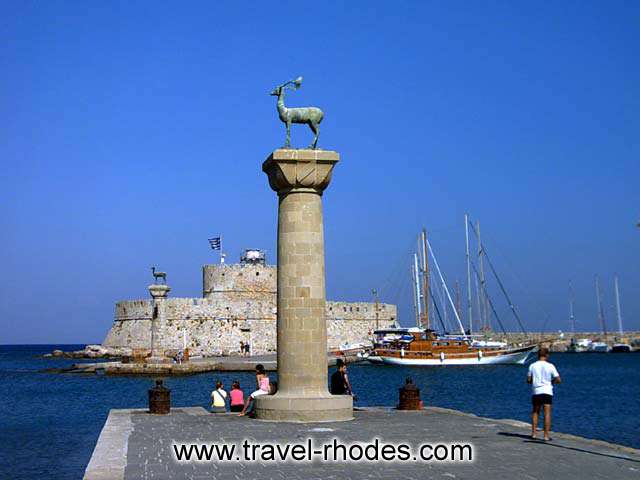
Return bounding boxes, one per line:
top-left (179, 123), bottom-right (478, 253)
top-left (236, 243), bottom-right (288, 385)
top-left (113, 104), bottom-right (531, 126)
top-left (211, 380), bottom-right (228, 414)
top-left (527, 347), bottom-right (561, 441)
top-left (229, 380), bottom-right (245, 413)
top-left (238, 364), bottom-right (270, 416)
top-left (330, 359), bottom-right (353, 396)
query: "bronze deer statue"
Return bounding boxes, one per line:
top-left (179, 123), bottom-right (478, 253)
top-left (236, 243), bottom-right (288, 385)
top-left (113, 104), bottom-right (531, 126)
top-left (151, 266), bottom-right (167, 284)
top-left (270, 76), bottom-right (324, 150)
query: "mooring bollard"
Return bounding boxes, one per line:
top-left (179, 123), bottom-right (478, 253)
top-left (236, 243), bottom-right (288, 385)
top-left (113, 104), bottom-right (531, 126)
top-left (148, 379), bottom-right (171, 414)
top-left (397, 377), bottom-right (421, 410)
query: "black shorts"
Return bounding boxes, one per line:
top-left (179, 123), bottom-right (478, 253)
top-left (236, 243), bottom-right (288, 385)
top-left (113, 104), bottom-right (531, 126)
top-left (532, 394), bottom-right (553, 406)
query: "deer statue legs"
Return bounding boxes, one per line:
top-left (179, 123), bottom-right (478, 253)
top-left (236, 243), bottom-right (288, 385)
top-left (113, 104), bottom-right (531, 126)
top-left (284, 121), bottom-right (292, 148)
top-left (308, 121), bottom-right (320, 150)
top-left (283, 120), bottom-right (320, 149)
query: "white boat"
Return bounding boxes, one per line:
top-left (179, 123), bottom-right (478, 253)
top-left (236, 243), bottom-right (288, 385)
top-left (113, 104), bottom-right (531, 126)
top-left (588, 342), bottom-right (609, 353)
top-left (568, 338), bottom-right (592, 353)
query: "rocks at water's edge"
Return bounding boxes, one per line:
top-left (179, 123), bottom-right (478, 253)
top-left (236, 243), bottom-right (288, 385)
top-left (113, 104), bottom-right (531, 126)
top-left (43, 344), bottom-right (132, 359)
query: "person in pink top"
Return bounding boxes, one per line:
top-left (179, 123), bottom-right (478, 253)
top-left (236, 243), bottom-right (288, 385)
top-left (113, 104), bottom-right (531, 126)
top-left (229, 380), bottom-right (245, 413)
top-left (239, 364), bottom-right (270, 416)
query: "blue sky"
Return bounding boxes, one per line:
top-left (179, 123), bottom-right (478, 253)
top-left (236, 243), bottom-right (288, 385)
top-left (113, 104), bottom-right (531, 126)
top-left (1, 1), bottom-right (638, 343)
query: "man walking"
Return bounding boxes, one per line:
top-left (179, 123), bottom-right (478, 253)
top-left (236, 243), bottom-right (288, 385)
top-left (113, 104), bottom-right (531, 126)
top-left (527, 347), bottom-right (561, 441)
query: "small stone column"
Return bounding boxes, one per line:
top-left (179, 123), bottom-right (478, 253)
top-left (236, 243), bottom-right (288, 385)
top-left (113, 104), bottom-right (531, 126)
top-left (147, 284), bottom-right (171, 364)
top-left (255, 149), bottom-right (353, 422)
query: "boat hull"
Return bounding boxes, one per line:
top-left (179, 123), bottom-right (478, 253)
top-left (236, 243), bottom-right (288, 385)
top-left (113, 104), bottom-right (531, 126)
top-left (377, 346), bottom-right (536, 366)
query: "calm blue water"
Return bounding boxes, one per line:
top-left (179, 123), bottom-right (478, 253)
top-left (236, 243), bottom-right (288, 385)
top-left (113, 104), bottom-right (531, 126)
top-left (1, 345), bottom-right (638, 479)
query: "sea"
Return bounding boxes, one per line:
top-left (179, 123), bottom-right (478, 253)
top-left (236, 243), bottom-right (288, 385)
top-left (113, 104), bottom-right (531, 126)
top-left (1, 344), bottom-right (638, 479)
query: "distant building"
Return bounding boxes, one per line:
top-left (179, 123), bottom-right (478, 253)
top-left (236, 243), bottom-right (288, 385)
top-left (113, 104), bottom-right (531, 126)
top-left (103, 250), bottom-right (397, 356)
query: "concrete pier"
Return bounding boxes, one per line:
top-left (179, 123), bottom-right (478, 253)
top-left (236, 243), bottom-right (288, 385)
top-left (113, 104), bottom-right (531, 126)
top-left (83, 407), bottom-right (640, 480)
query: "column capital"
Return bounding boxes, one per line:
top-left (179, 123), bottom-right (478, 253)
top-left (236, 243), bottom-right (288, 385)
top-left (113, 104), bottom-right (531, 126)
top-left (262, 149), bottom-right (339, 195)
top-left (148, 284), bottom-right (171, 299)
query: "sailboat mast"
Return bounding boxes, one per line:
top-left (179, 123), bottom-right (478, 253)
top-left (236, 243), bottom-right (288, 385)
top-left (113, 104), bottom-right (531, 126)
top-left (455, 280), bottom-right (462, 321)
top-left (427, 238), bottom-right (468, 338)
top-left (595, 275), bottom-right (607, 337)
top-left (464, 214), bottom-right (473, 334)
top-left (476, 221), bottom-right (488, 330)
top-left (411, 261), bottom-right (419, 327)
top-left (569, 280), bottom-right (576, 336)
top-left (413, 253), bottom-right (422, 327)
top-left (614, 274), bottom-right (623, 336)
top-left (420, 229), bottom-right (430, 329)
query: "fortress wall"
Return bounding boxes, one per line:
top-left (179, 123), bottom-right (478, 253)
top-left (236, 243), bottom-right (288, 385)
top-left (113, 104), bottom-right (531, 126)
top-left (326, 301), bottom-right (397, 349)
top-left (103, 297), bottom-right (396, 356)
top-left (102, 262), bottom-right (397, 356)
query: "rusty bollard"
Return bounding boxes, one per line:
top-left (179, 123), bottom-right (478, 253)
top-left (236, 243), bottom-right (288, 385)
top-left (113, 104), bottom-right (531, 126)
top-left (397, 377), bottom-right (421, 410)
top-left (149, 379), bottom-right (171, 414)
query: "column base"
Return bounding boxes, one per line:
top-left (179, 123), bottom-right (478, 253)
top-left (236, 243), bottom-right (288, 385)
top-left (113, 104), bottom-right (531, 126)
top-left (254, 394), bottom-right (353, 423)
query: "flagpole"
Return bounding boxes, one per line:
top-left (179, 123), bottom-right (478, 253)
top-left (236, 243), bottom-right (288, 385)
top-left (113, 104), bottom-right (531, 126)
top-left (220, 235), bottom-right (225, 264)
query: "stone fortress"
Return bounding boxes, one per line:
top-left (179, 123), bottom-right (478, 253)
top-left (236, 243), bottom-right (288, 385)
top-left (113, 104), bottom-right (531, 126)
top-left (102, 249), bottom-right (397, 357)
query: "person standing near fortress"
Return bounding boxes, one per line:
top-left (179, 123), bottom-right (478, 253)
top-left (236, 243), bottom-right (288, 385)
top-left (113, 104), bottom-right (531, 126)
top-left (527, 347), bottom-right (561, 441)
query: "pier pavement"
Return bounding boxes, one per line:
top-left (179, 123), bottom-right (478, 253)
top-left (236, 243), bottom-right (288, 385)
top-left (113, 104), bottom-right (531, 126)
top-left (84, 406), bottom-right (639, 480)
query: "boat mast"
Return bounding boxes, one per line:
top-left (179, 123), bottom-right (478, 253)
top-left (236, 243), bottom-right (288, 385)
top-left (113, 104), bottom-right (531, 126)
top-left (464, 213), bottom-right (473, 334)
top-left (455, 280), bottom-right (462, 321)
top-left (476, 220), bottom-right (488, 330)
top-left (420, 229), bottom-right (430, 329)
top-left (413, 253), bottom-right (422, 327)
top-left (569, 280), bottom-right (576, 337)
top-left (595, 275), bottom-right (607, 337)
top-left (411, 261), bottom-right (419, 327)
top-left (427, 238), bottom-right (468, 338)
top-left (614, 274), bottom-right (623, 337)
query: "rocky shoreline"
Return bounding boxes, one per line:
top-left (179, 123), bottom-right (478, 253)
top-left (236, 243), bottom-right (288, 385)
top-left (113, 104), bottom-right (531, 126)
top-left (43, 344), bottom-right (131, 360)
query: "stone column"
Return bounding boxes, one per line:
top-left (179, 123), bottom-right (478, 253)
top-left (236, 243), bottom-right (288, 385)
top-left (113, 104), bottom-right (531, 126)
top-left (255, 149), bottom-right (353, 422)
top-left (147, 284), bottom-right (171, 364)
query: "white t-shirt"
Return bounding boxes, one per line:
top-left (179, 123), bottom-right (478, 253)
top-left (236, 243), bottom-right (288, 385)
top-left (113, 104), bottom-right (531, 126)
top-left (528, 360), bottom-right (560, 396)
top-left (211, 388), bottom-right (227, 407)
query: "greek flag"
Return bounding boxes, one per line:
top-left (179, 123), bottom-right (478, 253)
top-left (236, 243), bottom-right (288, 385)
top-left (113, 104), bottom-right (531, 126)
top-left (208, 237), bottom-right (221, 250)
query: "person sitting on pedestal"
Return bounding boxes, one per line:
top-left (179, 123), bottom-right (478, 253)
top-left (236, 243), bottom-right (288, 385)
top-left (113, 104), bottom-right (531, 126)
top-left (239, 364), bottom-right (270, 416)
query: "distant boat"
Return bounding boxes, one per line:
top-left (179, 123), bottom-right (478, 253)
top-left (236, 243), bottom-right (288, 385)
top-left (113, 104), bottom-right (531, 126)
top-left (565, 281), bottom-right (584, 353)
top-left (588, 342), bottom-right (609, 353)
top-left (610, 275), bottom-right (632, 353)
top-left (585, 275), bottom-right (610, 353)
top-left (610, 344), bottom-right (632, 353)
top-left (568, 338), bottom-right (591, 353)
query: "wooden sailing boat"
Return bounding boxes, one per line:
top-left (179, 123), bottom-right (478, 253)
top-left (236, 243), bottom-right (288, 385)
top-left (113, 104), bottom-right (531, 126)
top-left (369, 219), bottom-right (537, 366)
